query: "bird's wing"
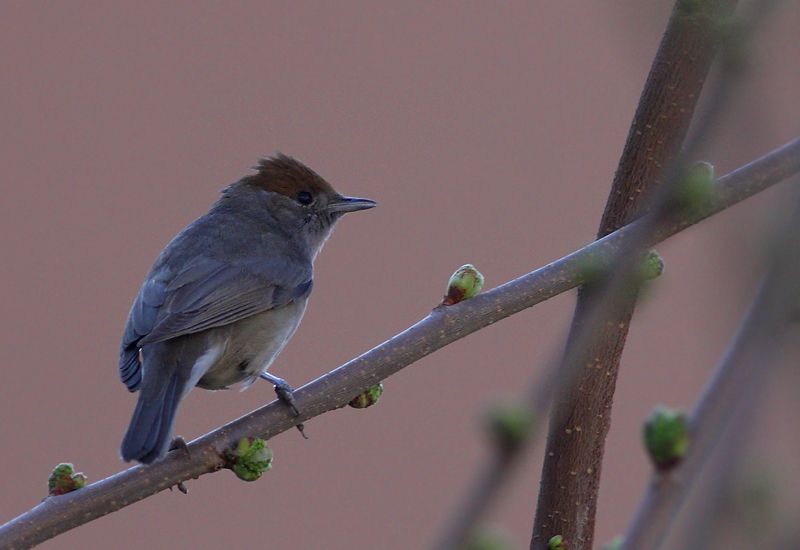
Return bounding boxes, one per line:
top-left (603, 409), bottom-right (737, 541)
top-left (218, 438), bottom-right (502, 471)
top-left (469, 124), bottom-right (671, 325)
top-left (119, 256), bottom-right (312, 390)
top-left (143, 256), bottom-right (313, 344)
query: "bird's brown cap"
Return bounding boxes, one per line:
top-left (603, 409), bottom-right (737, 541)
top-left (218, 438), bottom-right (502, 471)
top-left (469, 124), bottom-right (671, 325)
top-left (242, 153), bottom-right (335, 199)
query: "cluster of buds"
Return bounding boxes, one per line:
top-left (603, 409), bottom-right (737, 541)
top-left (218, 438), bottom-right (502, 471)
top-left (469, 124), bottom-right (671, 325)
top-left (227, 437), bottom-right (273, 482)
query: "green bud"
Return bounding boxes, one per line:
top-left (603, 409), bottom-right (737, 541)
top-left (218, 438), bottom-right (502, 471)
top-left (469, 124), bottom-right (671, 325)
top-left (602, 536), bottom-right (624, 550)
top-left (349, 383), bottom-right (384, 409)
top-left (228, 437), bottom-right (273, 482)
top-left (686, 161), bottom-right (715, 185)
top-left (643, 406), bottom-right (690, 470)
top-left (638, 250), bottom-right (665, 281)
top-left (577, 252), bottom-right (612, 287)
top-left (486, 402), bottom-right (535, 452)
top-left (464, 526), bottom-right (513, 550)
top-left (548, 534), bottom-right (565, 550)
top-left (443, 264), bottom-right (484, 305)
top-left (673, 161), bottom-right (715, 217)
top-left (71, 473), bottom-right (88, 489)
top-left (48, 463), bottom-right (87, 496)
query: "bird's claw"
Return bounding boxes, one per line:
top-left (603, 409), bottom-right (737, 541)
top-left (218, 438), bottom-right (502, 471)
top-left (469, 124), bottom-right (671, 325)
top-left (273, 382), bottom-right (300, 417)
top-left (259, 372), bottom-right (308, 438)
top-left (169, 436), bottom-right (191, 460)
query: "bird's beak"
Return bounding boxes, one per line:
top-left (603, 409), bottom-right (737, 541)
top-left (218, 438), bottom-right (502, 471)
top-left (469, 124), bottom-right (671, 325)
top-left (327, 195), bottom-right (377, 214)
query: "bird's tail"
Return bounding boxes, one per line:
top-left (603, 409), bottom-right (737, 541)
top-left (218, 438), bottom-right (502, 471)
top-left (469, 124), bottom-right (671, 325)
top-left (120, 369), bottom-right (185, 464)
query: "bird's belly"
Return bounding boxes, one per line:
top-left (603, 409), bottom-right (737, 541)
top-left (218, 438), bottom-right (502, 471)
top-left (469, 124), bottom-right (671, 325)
top-left (197, 300), bottom-right (306, 389)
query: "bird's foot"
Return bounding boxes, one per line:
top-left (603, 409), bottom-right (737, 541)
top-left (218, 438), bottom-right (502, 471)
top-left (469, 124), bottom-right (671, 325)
top-left (259, 372), bottom-right (308, 439)
top-left (259, 372), bottom-right (300, 416)
top-left (169, 436), bottom-right (191, 460)
top-left (167, 438), bottom-right (190, 495)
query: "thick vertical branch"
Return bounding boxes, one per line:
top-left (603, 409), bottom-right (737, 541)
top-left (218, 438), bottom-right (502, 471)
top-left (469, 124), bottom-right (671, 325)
top-left (531, 2), bottom-right (737, 548)
top-left (598, 1), bottom-right (737, 237)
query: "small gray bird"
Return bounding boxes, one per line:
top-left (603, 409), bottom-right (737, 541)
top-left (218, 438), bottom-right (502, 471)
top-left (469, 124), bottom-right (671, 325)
top-left (119, 154), bottom-right (375, 464)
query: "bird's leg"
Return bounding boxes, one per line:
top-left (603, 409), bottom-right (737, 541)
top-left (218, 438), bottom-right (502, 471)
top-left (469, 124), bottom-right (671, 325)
top-left (259, 372), bottom-right (308, 439)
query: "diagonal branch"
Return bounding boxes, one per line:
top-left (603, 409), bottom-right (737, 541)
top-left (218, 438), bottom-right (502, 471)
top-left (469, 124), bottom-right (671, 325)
top-left (0, 138), bottom-right (798, 549)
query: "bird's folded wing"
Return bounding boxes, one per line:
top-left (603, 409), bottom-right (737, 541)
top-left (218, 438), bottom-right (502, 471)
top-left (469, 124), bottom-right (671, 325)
top-left (137, 256), bottom-right (312, 345)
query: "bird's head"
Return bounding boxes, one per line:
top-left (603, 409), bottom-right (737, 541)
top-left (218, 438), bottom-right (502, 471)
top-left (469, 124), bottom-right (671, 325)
top-left (229, 153), bottom-right (376, 253)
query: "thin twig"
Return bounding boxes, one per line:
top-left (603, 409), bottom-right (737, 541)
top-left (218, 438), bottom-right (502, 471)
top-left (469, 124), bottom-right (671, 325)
top-left (1, 138), bottom-right (799, 549)
top-left (620, 198), bottom-right (800, 550)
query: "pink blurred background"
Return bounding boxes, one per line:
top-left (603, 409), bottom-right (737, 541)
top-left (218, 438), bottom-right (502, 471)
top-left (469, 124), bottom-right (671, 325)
top-left (2, 2), bottom-right (798, 548)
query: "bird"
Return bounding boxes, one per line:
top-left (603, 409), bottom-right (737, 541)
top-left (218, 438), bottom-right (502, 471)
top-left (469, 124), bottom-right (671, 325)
top-left (118, 154), bottom-right (376, 464)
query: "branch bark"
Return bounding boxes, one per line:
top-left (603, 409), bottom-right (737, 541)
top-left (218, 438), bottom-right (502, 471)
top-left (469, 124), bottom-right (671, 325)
top-left (1, 137), bottom-right (798, 549)
top-left (531, 1), bottom-right (738, 547)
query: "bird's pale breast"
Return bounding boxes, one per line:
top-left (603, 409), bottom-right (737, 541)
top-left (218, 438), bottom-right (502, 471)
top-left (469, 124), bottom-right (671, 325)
top-left (196, 298), bottom-right (308, 389)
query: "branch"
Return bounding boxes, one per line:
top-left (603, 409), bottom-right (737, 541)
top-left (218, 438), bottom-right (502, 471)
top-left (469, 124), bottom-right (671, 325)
top-left (434, 140), bottom-right (794, 550)
top-left (620, 199), bottom-right (800, 550)
top-left (1, 138), bottom-right (798, 549)
top-left (531, 1), bottom-right (740, 547)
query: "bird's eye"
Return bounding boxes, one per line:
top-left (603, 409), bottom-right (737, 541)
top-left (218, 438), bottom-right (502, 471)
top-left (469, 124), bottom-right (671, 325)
top-left (296, 190), bottom-right (313, 205)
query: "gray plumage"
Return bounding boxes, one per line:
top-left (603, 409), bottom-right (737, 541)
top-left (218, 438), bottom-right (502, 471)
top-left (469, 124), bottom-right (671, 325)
top-left (119, 155), bottom-right (375, 463)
